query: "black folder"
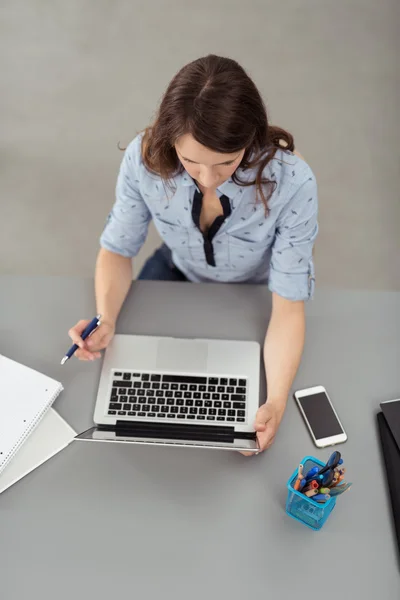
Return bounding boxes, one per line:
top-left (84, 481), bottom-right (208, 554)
top-left (377, 399), bottom-right (400, 563)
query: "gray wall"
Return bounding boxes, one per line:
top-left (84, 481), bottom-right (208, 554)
top-left (1, 0), bottom-right (399, 288)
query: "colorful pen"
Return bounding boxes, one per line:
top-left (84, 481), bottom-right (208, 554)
top-left (313, 493), bottom-right (330, 503)
top-left (60, 314), bottom-right (102, 365)
top-left (305, 489), bottom-right (318, 497)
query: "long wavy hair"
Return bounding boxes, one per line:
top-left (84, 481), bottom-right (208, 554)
top-left (140, 54), bottom-right (294, 211)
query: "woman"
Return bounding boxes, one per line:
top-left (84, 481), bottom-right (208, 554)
top-left (68, 54), bottom-right (318, 453)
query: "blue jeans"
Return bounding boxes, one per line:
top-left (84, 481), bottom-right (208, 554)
top-left (137, 245), bottom-right (187, 281)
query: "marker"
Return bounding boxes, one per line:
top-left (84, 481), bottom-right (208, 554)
top-left (331, 474), bottom-right (345, 487)
top-left (305, 466), bottom-right (319, 481)
top-left (298, 478), bottom-right (307, 491)
top-left (304, 474), bottom-right (324, 491)
top-left (313, 494), bottom-right (330, 503)
top-left (305, 489), bottom-right (318, 497)
top-left (293, 464), bottom-right (305, 490)
top-left (333, 466), bottom-right (346, 478)
top-left (60, 314), bottom-right (102, 365)
top-left (303, 480), bottom-right (319, 492)
top-left (319, 487), bottom-right (331, 495)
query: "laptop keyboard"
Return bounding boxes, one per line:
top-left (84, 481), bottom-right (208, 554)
top-left (107, 371), bottom-right (247, 423)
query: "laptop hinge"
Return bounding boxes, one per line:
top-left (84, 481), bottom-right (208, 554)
top-left (114, 420), bottom-right (235, 443)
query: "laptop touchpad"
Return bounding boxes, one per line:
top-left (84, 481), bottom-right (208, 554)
top-left (156, 339), bottom-right (208, 372)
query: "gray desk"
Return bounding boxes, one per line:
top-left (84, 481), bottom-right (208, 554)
top-left (1, 276), bottom-right (399, 599)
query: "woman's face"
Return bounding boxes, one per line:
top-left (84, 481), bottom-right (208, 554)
top-left (175, 134), bottom-right (245, 191)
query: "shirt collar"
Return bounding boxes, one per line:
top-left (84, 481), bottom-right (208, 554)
top-left (180, 167), bottom-right (253, 201)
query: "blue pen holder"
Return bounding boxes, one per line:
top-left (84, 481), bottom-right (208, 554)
top-left (286, 456), bottom-right (337, 530)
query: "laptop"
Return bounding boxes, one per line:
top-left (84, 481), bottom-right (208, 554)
top-left (377, 398), bottom-right (400, 564)
top-left (76, 334), bottom-right (260, 452)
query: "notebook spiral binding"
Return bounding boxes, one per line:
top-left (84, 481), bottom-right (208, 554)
top-left (0, 385), bottom-right (63, 474)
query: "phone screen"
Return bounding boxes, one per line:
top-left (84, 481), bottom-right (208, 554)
top-left (298, 391), bottom-right (344, 439)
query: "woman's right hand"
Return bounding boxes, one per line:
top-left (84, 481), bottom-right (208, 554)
top-left (68, 319), bottom-right (116, 361)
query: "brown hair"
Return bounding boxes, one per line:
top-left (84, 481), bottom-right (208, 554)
top-left (141, 54), bottom-right (294, 211)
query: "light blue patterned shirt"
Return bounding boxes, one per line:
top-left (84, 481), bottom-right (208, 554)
top-left (100, 134), bottom-right (318, 301)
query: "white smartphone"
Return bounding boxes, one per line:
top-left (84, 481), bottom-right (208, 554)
top-left (294, 385), bottom-right (347, 448)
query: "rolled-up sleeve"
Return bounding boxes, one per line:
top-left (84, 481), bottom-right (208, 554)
top-left (268, 169), bottom-right (318, 301)
top-left (100, 136), bottom-right (151, 258)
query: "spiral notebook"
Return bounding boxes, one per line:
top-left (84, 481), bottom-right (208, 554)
top-left (0, 407), bottom-right (76, 493)
top-left (0, 355), bottom-right (64, 475)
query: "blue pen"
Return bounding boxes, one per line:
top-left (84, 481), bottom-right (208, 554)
top-left (305, 466), bottom-right (319, 481)
top-left (60, 314), bottom-right (102, 365)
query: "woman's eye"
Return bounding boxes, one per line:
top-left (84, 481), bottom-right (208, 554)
top-left (184, 158), bottom-right (234, 166)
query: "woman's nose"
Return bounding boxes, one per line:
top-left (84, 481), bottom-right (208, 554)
top-left (199, 169), bottom-right (218, 188)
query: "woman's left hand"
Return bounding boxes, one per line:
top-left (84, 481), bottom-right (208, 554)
top-left (241, 400), bottom-right (284, 456)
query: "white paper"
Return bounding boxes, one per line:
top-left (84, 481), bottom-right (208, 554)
top-left (0, 408), bottom-right (76, 493)
top-left (0, 355), bottom-right (63, 473)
